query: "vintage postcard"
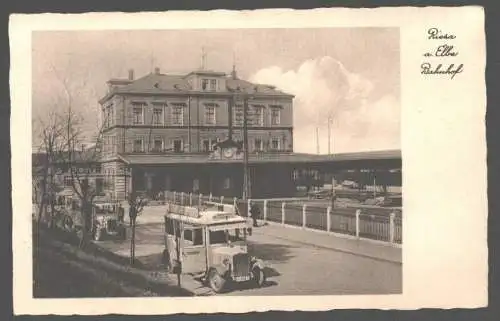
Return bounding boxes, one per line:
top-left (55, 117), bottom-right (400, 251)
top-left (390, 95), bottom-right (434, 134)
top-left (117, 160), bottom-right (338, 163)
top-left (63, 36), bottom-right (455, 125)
top-left (10, 7), bottom-right (487, 315)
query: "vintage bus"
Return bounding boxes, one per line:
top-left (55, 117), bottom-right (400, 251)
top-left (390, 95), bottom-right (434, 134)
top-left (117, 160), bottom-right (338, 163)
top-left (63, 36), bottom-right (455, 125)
top-left (163, 202), bottom-right (266, 293)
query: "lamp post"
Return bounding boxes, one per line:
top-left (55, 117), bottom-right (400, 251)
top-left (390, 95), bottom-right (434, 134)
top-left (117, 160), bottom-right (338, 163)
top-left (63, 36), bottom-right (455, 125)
top-left (230, 87), bottom-right (253, 209)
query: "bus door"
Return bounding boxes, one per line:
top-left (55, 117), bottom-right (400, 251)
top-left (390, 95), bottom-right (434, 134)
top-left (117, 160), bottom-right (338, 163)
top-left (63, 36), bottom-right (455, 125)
top-left (181, 223), bottom-right (206, 275)
top-left (165, 217), bottom-right (181, 269)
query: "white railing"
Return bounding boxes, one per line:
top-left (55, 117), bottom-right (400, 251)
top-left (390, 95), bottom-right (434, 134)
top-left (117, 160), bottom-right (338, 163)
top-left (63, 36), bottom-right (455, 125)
top-left (162, 191), bottom-right (402, 245)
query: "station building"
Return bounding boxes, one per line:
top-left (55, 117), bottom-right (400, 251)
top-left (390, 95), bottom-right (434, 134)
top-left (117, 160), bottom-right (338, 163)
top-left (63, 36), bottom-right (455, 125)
top-left (98, 67), bottom-right (401, 200)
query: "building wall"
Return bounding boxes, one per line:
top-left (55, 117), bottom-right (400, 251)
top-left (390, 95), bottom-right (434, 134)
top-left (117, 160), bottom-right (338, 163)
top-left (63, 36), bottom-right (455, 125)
top-left (101, 93), bottom-right (294, 155)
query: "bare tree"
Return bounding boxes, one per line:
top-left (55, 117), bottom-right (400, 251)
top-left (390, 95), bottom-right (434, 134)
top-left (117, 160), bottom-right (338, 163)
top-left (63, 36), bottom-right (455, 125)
top-left (32, 111), bottom-right (66, 228)
top-left (62, 107), bottom-right (108, 248)
top-left (48, 62), bottom-right (109, 248)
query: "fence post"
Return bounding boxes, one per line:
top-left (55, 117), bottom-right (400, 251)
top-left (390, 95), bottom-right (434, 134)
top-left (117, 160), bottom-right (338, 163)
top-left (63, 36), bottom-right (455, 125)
top-left (189, 193), bottom-right (193, 206)
top-left (220, 196), bottom-right (224, 204)
top-left (173, 191), bottom-right (177, 204)
top-left (209, 193), bottom-right (213, 202)
top-left (281, 202), bottom-right (286, 225)
top-left (180, 192), bottom-right (185, 205)
top-left (199, 194), bottom-right (203, 205)
top-left (302, 204), bottom-right (307, 228)
top-left (247, 199), bottom-right (251, 217)
top-left (263, 200), bottom-right (268, 222)
top-left (327, 206), bottom-right (331, 232)
top-left (355, 209), bottom-right (361, 239)
top-left (390, 212), bottom-right (395, 243)
top-left (233, 197), bottom-right (237, 208)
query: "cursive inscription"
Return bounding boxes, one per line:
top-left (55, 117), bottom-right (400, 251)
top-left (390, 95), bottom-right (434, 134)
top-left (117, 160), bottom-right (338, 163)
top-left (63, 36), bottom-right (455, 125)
top-left (428, 28), bottom-right (456, 40)
top-left (422, 28), bottom-right (462, 79)
top-left (421, 63), bottom-right (463, 79)
top-left (435, 44), bottom-right (458, 57)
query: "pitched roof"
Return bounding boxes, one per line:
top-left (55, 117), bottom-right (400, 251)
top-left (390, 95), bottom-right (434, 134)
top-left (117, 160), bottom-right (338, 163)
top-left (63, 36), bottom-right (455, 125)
top-left (100, 71), bottom-right (293, 103)
top-left (109, 73), bottom-right (190, 95)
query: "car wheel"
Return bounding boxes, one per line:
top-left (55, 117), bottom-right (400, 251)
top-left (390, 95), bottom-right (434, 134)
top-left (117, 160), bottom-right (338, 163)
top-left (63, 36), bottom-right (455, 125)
top-left (252, 267), bottom-right (266, 287)
top-left (207, 269), bottom-right (226, 293)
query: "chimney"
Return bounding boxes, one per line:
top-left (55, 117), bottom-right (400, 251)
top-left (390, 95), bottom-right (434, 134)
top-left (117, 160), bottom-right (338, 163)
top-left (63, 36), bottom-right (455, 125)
top-left (128, 69), bottom-right (134, 81)
top-left (154, 67), bottom-right (160, 75)
top-left (231, 64), bottom-right (238, 79)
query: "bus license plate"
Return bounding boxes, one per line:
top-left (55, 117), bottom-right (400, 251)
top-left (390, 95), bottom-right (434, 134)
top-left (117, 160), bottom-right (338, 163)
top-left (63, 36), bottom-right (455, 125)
top-left (233, 276), bottom-right (250, 282)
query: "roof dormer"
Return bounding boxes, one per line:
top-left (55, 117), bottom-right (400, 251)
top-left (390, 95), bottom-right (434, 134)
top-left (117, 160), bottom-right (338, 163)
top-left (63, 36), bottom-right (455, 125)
top-left (185, 70), bottom-right (227, 92)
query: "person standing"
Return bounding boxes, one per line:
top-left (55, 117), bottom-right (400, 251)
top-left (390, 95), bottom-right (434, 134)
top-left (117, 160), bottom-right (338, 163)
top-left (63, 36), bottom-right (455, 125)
top-left (249, 202), bottom-right (261, 227)
top-left (118, 203), bottom-right (125, 222)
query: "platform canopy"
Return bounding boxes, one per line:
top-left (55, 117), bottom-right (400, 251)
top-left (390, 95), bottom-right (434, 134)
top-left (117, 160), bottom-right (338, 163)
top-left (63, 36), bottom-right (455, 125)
top-left (117, 150), bottom-right (401, 166)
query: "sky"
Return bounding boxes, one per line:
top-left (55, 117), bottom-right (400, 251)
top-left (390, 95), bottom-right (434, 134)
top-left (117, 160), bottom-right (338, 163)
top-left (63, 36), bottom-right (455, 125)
top-left (32, 28), bottom-right (400, 154)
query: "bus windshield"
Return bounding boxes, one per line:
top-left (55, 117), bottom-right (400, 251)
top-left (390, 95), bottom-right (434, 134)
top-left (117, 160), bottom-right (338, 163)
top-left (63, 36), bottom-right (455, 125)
top-left (209, 228), bottom-right (246, 245)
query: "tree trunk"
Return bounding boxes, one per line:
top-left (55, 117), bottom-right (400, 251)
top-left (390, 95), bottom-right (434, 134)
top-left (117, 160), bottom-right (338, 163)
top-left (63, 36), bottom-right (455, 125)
top-left (130, 218), bottom-right (136, 265)
top-left (79, 201), bottom-right (91, 249)
top-left (37, 175), bottom-right (48, 226)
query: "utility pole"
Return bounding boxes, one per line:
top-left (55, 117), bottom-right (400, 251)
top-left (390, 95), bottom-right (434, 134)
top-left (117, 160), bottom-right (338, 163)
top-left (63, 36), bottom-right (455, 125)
top-left (188, 96), bottom-right (192, 152)
top-left (243, 95), bottom-right (250, 201)
top-left (228, 94), bottom-right (234, 141)
top-left (316, 127), bottom-right (320, 154)
top-left (327, 116), bottom-right (331, 155)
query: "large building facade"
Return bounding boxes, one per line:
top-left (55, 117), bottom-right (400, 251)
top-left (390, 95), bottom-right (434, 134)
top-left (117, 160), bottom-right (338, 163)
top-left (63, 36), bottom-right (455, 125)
top-left (99, 67), bottom-right (296, 200)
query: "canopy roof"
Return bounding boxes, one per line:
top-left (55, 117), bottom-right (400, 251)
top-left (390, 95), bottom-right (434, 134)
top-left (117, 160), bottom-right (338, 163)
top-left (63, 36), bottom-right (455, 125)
top-left (118, 150), bottom-right (401, 165)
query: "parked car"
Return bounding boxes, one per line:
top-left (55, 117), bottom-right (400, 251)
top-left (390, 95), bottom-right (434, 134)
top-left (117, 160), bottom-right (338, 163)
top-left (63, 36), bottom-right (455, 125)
top-left (92, 202), bottom-right (126, 241)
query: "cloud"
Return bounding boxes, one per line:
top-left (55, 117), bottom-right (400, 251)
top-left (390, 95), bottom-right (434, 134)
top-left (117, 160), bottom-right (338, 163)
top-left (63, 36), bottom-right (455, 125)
top-left (249, 56), bottom-right (400, 154)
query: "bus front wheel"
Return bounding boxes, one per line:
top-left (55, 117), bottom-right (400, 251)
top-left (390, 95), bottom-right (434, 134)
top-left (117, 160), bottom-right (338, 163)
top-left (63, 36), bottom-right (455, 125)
top-left (207, 269), bottom-right (226, 293)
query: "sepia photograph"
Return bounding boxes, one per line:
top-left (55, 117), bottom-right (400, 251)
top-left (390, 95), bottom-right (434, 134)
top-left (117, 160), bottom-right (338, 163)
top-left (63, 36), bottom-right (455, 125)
top-left (11, 7), bottom-right (487, 314)
top-left (30, 28), bottom-right (402, 297)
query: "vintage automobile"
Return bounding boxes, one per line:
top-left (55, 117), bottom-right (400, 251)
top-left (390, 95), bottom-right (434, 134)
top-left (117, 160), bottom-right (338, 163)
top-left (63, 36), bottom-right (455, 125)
top-left (92, 201), bottom-right (126, 241)
top-left (163, 201), bottom-right (266, 293)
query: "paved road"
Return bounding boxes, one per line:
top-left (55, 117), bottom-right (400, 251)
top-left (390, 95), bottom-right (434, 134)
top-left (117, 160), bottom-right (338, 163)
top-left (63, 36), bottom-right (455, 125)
top-left (99, 206), bottom-right (402, 296)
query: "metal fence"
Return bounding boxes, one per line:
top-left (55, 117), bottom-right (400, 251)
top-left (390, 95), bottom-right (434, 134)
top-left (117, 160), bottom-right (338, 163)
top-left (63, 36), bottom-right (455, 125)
top-left (257, 199), bottom-right (402, 245)
top-left (162, 191), bottom-right (402, 245)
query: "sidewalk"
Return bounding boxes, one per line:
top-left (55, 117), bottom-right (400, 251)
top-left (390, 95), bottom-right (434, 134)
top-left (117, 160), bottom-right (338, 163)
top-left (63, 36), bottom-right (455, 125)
top-left (255, 223), bottom-right (402, 264)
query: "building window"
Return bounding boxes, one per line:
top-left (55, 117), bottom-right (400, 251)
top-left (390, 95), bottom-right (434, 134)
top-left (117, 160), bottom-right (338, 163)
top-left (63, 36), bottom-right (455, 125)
top-left (292, 170), bottom-right (299, 181)
top-left (271, 107), bottom-right (281, 125)
top-left (233, 105), bottom-right (243, 126)
top-left (173, 139), bottom-right (183, 153)
top-left (254, 138), bottom-right (263, 151)
top-left (271, 138), bottom-right (281, 150)
top-left (223, 177), bottom-right (231, 189)
top-left (171, 104), bottom-right (184, 125)
top-left (112, 136), bottom-right (117, 153)
top-left (133, 105), bottom-right (144, 125)
top-left (205, 104), bottom-right (216, 125)
top-left (153, 137), bottom-right (163, 153)
top-left (252, 105), bottom-right (264, 126)
top-left (210, 79), bottom-right (217, 91)
top-left (64, 176), bottom-right (73, 187)
top-left (153, 107), bottom-right (163, 126)
top-left (133, 138), bottom-right (144, 153)
top-left (201, 79), bottom-right (209, 91)
top-left (202, 139), bottom-right (210, 152)
top-left (95, 178), bottom-right (104, 195)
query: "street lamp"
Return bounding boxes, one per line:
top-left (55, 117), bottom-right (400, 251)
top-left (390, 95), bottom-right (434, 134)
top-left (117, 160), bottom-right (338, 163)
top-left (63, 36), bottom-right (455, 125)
top-left (229, 86), bottom-right (256, 204)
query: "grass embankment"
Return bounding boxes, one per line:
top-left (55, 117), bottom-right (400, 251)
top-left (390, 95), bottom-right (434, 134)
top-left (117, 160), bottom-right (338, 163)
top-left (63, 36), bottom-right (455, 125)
top-left (33, 224), bottom-right (192, 298)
